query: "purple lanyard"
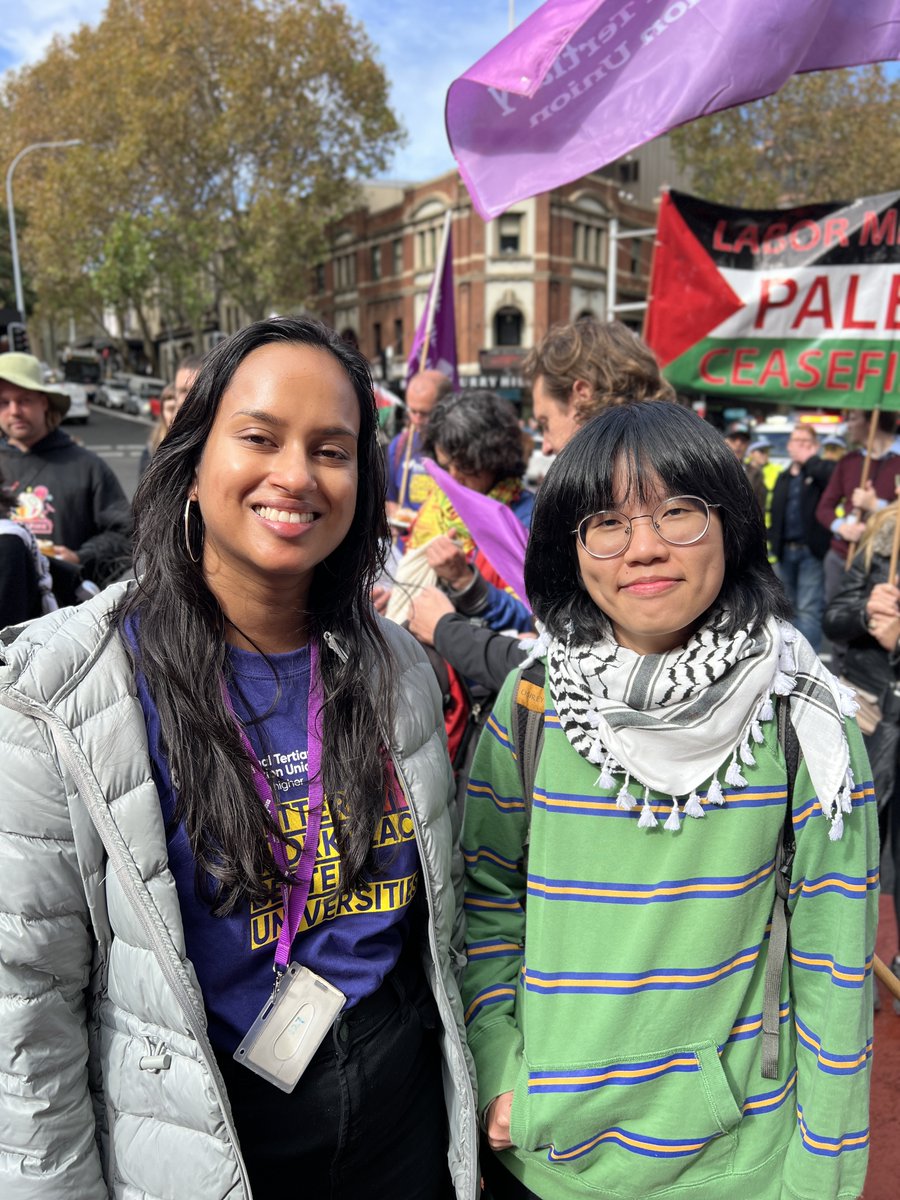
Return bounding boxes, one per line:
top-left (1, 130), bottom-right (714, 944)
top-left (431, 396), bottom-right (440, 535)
top-left (225, 641), bottom-right (325, 976)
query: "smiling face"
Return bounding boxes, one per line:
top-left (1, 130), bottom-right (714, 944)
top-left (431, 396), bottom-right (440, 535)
top-left (575, 464), bottom-right (726, 655)
top-left (190, 342), bottom-right (360, 611)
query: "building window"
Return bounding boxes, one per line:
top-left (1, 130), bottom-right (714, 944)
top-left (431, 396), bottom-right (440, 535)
top-left (394, 317), bottom-right (403, 356)
top-left (629, 238), bottom-right (643, 275)
top-left (416, 224), bottom-right (440, 270)
top-left (335, 252), bottom-right (357, 291)
top-left (371, 244), bottom-right (382, 281)
top-left (315, 263), bottom-right (325, 293)
top-left (392, 238), bottom-right (403, 276)
top-left (494, 306), bottom-right (523, 347)
top-left (373, 322), bottom-right (382, 355)
top-left (573, 221), bottom-right (606, 266)
top-left (498, 213), bottom-right (522, 255)
top-left (618, 159), bottom-right (640, 184)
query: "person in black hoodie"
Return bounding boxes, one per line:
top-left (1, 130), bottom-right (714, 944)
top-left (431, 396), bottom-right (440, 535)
top-left (768, 425), bottom-right (834, 651)
top-left (0, 353), bottom-right (131, 590)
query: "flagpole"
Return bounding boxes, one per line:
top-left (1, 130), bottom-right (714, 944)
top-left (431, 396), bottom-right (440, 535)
top-left (845, 407), bottom-right (881, 571)
top-left (398, 209), bottom-right (454, 512)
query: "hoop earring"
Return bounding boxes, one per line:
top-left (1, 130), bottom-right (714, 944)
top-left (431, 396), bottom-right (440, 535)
top-left (183, 496), bottom-right (203, 564)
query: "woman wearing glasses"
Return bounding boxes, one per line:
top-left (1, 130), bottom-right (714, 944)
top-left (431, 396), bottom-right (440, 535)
top-left (462, 402), bottom-right (877, 1200)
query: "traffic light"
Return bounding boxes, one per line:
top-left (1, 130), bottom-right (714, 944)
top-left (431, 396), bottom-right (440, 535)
top-left (8, 322), bottom-right (30, 353)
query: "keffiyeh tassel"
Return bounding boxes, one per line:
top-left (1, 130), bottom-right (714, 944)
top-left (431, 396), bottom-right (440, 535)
top-left (616, 774), bottom-right (637, 810)
top-left (772, 671), bottom-right (796, 696)
top-left (829, 812), bottom-right (845, 842)
top-left (597, 754), bottom-right (618, 791)
top-left (664, 797), bottom-right (681, 832)
top-left (750, 720), bottom-right (764, 745)
top-left (758, 695), bottom-right (775, 723)
top-left (707, 777), bottom-right (725, 806)
top-left (739, 738), bottom-right (756, 768)
top-left (835, 680), bottom-right (860, 718)
top-left (637, 787), bottom-right (658, 829)
top-left (724, 754), bottom-right (747, 788)
top-left (684, 791), bottom-right (705, 819)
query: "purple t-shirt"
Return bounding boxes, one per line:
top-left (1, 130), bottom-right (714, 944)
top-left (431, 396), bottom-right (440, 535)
top-left (135, 639), bottom-right (421, 1052)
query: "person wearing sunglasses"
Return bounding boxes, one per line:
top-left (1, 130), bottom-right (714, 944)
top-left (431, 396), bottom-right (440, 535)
top-left (462, 401), bottom-right (877, 1200)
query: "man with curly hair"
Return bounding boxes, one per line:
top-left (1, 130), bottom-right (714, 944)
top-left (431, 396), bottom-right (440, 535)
top-left (524, 318), bottom-right (674, 454)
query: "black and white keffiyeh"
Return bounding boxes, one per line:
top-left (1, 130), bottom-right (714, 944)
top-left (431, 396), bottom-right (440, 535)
top-left (545, 611), bottom-right (858, 839)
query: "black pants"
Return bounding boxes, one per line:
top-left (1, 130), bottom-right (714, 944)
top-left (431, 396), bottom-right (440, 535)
top-left (480, 1140), bottom-right (540, 1199)
top-left (216, 956), bottom-right (453, 1198)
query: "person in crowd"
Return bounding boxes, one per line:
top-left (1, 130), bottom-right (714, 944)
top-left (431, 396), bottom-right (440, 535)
top-left (821, 434), bottom-right (848, 463)
top-left (724, 419), bottom-right (752, 461)
top-left (463, 401), bottom-right (876, 1200)
top-left (408, 319), bottom-right (676, 693)
top-left (823, 500), bottom-right (900, 1012)
top-left (524, 317), bottom-right (674, 456)
top-left (768, 426), bottom-right (835, 651)
top-left (408, 389), bottom-right (534, 634)
top-left (385, 369), bottom-right (453, 529)
top-left (138, 382), bottom-right (178, 477)
top-left (174, 352), bottom-right (204, 412)
top-left (0, 317), bottom-right (477, 1199)
top-left (0, 482), bottom-right (57, 625)
top-left (816, 408), bottom-right (900, 605)
top-left (0, 351), bottom-right (132, 590)
top-left (745, 438), bottom-right (771, 514)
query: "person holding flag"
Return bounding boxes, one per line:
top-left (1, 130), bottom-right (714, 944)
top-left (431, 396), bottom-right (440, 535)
top-left (385, 369), bottom-right (453, 528)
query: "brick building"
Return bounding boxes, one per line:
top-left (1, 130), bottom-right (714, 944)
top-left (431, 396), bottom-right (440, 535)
top-left (313, 160), bottom-right (674, 394)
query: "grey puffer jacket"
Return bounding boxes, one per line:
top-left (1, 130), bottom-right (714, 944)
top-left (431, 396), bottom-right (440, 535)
top-left (0, 583), bottom-right (478, 1199)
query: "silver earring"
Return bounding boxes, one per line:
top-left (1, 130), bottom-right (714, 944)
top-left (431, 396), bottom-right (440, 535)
top-left (183, 496), bottom-right (202, 563)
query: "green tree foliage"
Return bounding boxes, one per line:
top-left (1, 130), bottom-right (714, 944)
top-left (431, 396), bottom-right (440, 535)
top-left (671, 66), bottom-right (900, 208)
top-left (0, 0), bottom-right (403, 357)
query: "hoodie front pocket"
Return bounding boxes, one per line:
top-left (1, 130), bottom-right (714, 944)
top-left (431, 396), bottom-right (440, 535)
top-left (509, 1039), bottom-right (743, 1196)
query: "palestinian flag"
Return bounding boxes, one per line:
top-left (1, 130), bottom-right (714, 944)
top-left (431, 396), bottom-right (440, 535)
top-left (645, 189), bottom-right (900, 411)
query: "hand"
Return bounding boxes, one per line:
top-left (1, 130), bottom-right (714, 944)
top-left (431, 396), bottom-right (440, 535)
top-left (838, 520), bottom-right (867, 545)
top-left (408, 587), bottom-right (455, 645)
top-left (851, 483), bottom-right (878, 513)
top-left (52, 545), bottom-right (80, 565)
top-left (866, 582), bottom-right (900, 622)
top-left (372, 586), bottom-right (391, 615)
top-left (425, 530), bottom-right (473, 590)
top-left (868, 614), bottom-right (900, 653)
top-left (484, 1091), bottom-right (515, 1151)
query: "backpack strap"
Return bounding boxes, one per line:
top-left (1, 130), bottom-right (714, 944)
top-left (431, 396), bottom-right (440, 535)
top-left (510, 661), bottom-right (546, 827)
top-left (761, 695), bottom-right (801, 1080)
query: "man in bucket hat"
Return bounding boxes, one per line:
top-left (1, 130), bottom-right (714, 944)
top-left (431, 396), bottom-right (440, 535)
top-left (0, 352), bottom-right (131, 591)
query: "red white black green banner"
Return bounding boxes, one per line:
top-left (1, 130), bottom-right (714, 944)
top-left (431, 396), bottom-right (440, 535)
top-left (644, 189), bottom-right (900, 410)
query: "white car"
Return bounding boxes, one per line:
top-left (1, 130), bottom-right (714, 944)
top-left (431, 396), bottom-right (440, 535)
top-left (58, 382), bottom-right (90, 425)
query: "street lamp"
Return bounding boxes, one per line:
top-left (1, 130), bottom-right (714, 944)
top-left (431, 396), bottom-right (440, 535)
top-left (5, 139), bottom-right (83, 323)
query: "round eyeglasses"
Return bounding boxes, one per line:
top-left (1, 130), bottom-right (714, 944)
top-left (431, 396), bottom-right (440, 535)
top-left (574, 496), bottom-right (720, 559)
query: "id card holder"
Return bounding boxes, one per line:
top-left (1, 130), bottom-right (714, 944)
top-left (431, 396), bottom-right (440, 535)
top-left (234, 962), bottom-right (346, 1092)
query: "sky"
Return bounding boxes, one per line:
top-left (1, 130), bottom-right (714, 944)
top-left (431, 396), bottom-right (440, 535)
top-left (0, 0), bottom-right (546, 183)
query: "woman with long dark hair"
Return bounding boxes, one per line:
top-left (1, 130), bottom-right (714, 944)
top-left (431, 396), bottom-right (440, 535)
top-left (462, 402), bottom-right (877, 1200)
top-left (0, 317), bottom-right (477, 1199)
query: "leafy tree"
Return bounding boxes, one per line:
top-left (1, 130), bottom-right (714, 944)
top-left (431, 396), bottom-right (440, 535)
top-left (671, 66), bottom-right (900, 208)
top-left (0, 0), bottom-right (403, 361)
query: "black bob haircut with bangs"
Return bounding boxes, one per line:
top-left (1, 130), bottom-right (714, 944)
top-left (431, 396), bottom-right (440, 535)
top-left (524, 401), bottom-right (790, 645)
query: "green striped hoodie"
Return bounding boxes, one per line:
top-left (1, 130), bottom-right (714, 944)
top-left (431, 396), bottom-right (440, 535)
top-left (461, 668), bottom-right (878, 1200)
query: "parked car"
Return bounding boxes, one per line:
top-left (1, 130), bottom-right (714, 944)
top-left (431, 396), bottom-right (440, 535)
top-left (95, 381), bottom-right (131, 410)
top-left (124, 375), bottom-right (166, 418)
top-left (58, 382), bottom-right (90, 425)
